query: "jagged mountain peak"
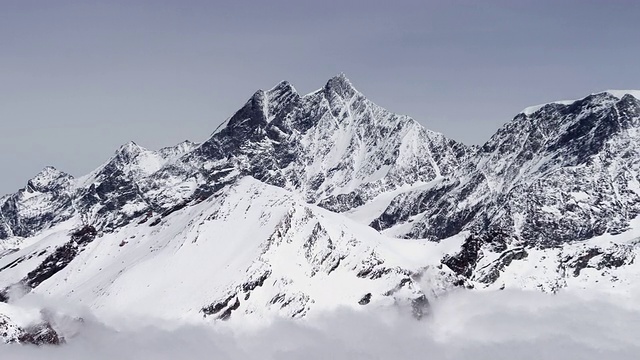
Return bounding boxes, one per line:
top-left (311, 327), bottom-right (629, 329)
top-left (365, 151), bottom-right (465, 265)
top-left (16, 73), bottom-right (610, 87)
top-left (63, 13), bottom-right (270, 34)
top-left (114, 141), bottom-right (147, 160)
top-left (185, 74), bottom-right (469, 210)
top-left (521, 90), bottom-right (640, 117)
top-left (321, 73), bottom-right (358, 100)
top-left (601, 89), bottom-right (640, 100)
top-left (26, 167), bottom-right (73, 193)
top-left (249, 80), bottom-right (299, 105)
top-left (267, 80), bottom-right (298, 96)
top-left (375, 88), bottom-right (640, 246)
top-left (218, 80), bottom-right (302, 138)
top-left (103, 141), bottom-right (161, 175)
top-left (233, 74), bottom-right (362, 129)
top-left (29, 166), bottom-right (68, 182)
top-left (117, 140), bottom-right (143, 151)
top-left (241, 74), bottom-right (363, 128)
top-left (158, 140), bottom-right (198, 159)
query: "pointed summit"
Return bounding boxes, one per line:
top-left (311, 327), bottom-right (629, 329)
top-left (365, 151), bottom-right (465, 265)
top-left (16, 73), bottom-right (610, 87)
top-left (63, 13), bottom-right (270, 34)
top-left (324, 73), bottom-right (357, 99)
top-left (117, 141), bottom-right (144, 154)
top-left (159, 140), bottom-right (198, 160)
top-left (226, 79), bottom-right (301, 134)
top-left (601, 90), bottom-right (640, 100)
top-left (267, 80), bottom-right (297, 96)
top-left (27, 166), bottom-right (72, 193)
top-left (112, 141), bottom-right (148, 164)
top-left (249, 80), bottom-right (298, 106)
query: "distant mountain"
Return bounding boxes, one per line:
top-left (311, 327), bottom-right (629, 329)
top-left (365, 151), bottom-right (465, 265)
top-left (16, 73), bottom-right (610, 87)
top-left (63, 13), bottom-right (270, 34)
top-left (1, 78), bottom-right (640, 344)
top-left (373, 90), bottom-right (640, 289)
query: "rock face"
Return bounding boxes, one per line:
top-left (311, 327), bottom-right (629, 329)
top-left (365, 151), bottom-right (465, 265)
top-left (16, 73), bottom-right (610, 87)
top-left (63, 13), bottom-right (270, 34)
top-left (1, 78), bottom-right (640, 331)
top-left (0, 312), bottom-right (63, 345)
top-left (145, 74), bottom-right (469, 212)
top-left (375, 92), bottom-right (640, 245)
top-left (0, 313), bottom-right (22, 343)
top-left (1, 75), bottom-right (468, 241)
top-left (372, 90), bottom-right (640, 288)
top-left (0, 167), bottom-right (74, 240)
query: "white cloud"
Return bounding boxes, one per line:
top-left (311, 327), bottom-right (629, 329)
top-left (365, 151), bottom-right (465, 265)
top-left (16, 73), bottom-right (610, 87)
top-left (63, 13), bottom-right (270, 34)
top-left (2, 289), bottom-right (640, 360)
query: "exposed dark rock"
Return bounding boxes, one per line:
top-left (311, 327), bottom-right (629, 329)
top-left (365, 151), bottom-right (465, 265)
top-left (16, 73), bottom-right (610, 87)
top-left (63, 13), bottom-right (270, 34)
top-left (0, 167), bottom-right (74, 240)
top-left (476, 248), bottom-right (529, 284)
top-left (202, 294), bottom-right (234, 316)
top-left (269, 293), bottom-right (286, 306)
top-left (358, 293), bottom-right (372, 305)
top-left (357, 267), bottom-right (393, 280)
top-left (411, 295), bottom-right (429, 320)
top-left (160, 201), bottom-right (189, 218)
top-left (374, 93), bottom-right (640, 250)
top-left (566, 248), bottom-right (604, 277)
top-left (440, 231), bottom-right (525, 285)
top-left (17, 322), bottom-right (63, 345)
top-left (217, 297), bottom-right (240, 321)
top-left (23, 225), bottom-right (97, 289)
top-left (137, 210), bottom-right (153, 224)
top-left (0, 314), bottom-right (20, 343)
top-left (241, 270), bottom-right (271, 292)
top-left (598, 250), bottom-right (634, 269)
top-left (0, 255), bottom-right (27, 273)
top-left (561, 245), bottom-right (635, 277)
top-left (441, 235), bottom-right (484, 278)
top-left (318, 192), bottom-right (366, 213)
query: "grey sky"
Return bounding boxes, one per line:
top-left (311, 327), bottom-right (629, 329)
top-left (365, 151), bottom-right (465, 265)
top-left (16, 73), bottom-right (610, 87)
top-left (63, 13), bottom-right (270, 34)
top-left (1, 0), bottom-right (639, 195)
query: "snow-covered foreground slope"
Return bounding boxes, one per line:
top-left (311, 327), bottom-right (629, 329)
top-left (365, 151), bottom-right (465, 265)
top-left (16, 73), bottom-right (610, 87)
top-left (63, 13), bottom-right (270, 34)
top-left (0, 177), bottom-right (640, 352)
top-left (0, 177), bottom-right (462, 324)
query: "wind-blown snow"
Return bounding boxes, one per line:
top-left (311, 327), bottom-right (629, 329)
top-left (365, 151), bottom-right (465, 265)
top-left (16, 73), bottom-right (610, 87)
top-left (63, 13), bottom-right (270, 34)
top-left (603, 90), bottom-right (640, 100)
top-left (521, 90), bottom-right (640, 115)
top-left (522, 99), bottom-right (576, 115)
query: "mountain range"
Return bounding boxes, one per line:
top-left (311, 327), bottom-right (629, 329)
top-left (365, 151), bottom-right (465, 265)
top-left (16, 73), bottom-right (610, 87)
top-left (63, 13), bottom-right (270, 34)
top-left (1, 75), bottom-right (639, 344)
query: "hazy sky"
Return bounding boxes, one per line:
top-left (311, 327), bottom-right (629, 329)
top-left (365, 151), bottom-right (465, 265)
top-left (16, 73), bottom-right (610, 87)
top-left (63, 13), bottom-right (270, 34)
top-left (1, 0), bottom-right (639, 195)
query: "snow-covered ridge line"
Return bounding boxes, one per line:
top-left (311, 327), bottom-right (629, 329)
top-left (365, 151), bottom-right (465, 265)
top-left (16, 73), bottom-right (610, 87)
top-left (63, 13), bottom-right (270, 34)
top-left (603, 89), bottom-right (640, 100)
top-left (521, 90), bottom-right (640, 116)
top-left (375, 86), bottom-right (640, 249)
top-left (521, 99), bottom-right (576, 116)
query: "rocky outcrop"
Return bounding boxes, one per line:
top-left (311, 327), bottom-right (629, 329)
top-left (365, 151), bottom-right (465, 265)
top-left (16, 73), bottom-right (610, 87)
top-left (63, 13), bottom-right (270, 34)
top-left (0, 313), bottom-right (63, 345)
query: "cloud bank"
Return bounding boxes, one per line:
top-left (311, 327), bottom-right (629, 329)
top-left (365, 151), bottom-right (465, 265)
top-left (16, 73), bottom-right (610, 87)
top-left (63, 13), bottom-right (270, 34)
top-left (2, 289), bottom-right (639, 359)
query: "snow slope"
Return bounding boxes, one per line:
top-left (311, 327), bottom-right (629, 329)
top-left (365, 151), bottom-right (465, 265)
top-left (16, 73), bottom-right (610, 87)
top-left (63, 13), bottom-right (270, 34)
top-left (0, 177), bottom-right (462, 325)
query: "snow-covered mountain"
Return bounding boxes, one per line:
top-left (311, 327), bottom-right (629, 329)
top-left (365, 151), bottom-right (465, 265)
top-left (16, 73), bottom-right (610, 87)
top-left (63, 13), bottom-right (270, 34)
top-left (142, 74), bottom-right (468, 213)
top-left (373, 90), bottom-right (640, 289)
top-left (1, 78), bottom-right (640, 344)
